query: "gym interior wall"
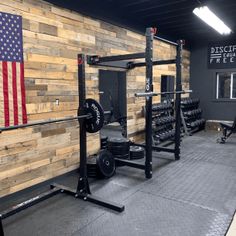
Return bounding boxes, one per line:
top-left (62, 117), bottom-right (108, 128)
top-left (190, 41), bottom-right (236, 121)
top-left (0, 0), bottom-right (190, 197)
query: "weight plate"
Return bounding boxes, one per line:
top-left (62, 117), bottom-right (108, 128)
top-left (81, 99), bottom-right (105, 133)
top-left (107, 137), bottom-right (129, 145)
top-left (109, 146), bottom-right (129, 152)
top-left (113, 153), bottom-right (130, 159)
top-left (101, 136), bottom-right (108, 140)
top-left (96, 150), bottom-right (115, 178)
top-left (110, 151), bottom-right (129, 156)
top-left (108, 146), bottom-right (129, 151)
top-left (130, 146), bottom-right (144, 152)
top-left (108, 145), bottom-right (130, 150)
top-left (109, 150), bottom-right (129, 156)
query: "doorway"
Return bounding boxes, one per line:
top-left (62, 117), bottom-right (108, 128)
top-left (99, 70), bottom-right (127, 137)
top-left (161, 75), bottom-right (175, 102)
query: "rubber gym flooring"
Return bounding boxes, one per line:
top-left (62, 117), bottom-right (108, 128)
top-left (1, 131), bottom-right (236, 236)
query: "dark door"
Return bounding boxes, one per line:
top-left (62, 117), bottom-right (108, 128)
top-left (99, 70), bottom-right (126, 123)
top-left (161, 75), bottom-right (175, 102)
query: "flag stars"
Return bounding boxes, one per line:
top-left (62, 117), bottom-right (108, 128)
top-left (0, 12), bottom-right (22, 62)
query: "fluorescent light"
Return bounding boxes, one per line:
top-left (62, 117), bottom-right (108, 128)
top-left (193, 6), bottom-right (232, 35)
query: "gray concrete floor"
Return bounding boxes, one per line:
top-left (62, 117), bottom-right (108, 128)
top-left (1, 131), bottom-right (236, 236)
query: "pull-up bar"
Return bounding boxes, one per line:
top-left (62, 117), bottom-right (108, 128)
top-left (87, 53), bottom-right (145, 64)
top-left (154, 36), bottom-right (178, 47)
top-left (128, 59), bottom-right (176, 69)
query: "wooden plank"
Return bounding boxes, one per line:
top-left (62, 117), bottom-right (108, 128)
top-left (0, 158), bottom-right (51, 180)
top-left (27, 54), bottom-right (77, 66)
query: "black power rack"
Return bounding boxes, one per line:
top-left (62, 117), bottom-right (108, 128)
top-left (88, 27), bottom-right (185, 179)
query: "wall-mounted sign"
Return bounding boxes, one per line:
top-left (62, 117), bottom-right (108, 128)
top-left (208, 41), bottom-right (236, 69)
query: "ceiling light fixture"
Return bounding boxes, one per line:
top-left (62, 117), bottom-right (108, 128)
top-left (193, 6), bottom-right (232, 35)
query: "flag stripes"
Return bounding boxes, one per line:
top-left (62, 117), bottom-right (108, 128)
top-left (1, 61), bottom-right (27, 127)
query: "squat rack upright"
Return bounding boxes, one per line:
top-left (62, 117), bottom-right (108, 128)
top-left (87, 27), bottom-right (185, 179)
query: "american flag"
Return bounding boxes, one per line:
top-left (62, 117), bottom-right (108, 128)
top-left (0, 12), bottom-right (27, 127)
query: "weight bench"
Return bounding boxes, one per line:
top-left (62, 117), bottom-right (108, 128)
top-left (218, 116), bottom-right (236, 143)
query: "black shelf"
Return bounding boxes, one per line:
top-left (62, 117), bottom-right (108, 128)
top-left (181, 98), bottom-right (205, 135)
top-left (150, 101), bottom-right (176, 146)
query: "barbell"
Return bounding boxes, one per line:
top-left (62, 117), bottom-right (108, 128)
top-left (0, 99), bottom-right (111, 134)
top-left (135, 90), bottom-right (193, 98)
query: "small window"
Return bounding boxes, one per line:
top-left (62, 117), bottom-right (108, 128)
top-left (216, 72), bottom-right (236, 99)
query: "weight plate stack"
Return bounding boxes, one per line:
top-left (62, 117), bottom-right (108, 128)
top-left (87, 156), bottom-right (99, 178)
top-left (96, 150), bottom-right (116, 178)
top-left (100, 136), bottom-right (108, 149)
top-left (107, 137), bottom-right (130, 159)
top-left (130, 146), bottom-right (145, 160)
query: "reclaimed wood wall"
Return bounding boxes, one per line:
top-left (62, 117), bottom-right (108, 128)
top-left (0, 0), bottom-right (190, 197)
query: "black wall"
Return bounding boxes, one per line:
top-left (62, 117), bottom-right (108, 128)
top-left (99, 70), bottom-right (127, 122)
top-left (190, 42), bottom-right (236, 121)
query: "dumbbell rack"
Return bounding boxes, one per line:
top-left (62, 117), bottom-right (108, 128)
top-left (181, 98), bottom-right (205, 135)
top-left (151, 102), bottom-right (176, 146)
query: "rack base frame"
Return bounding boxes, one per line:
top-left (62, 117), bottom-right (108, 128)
top-left (0, 183), bottom-right (124, 235)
